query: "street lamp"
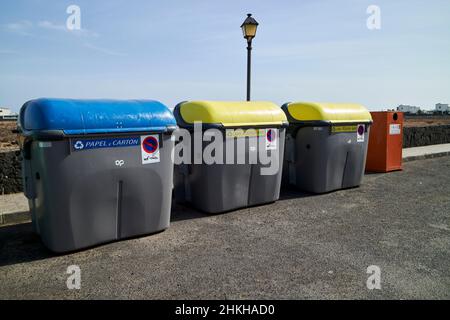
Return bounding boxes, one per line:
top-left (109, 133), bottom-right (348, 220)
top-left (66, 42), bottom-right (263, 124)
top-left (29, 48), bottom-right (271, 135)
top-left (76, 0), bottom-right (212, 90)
top-left (241, 13), bottom-right (259, 101)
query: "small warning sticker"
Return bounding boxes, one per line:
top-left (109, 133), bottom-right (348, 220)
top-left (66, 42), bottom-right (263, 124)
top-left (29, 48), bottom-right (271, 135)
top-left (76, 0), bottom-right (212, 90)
top-left (141, 135), bottom-right (160, 164)
top-left (389, 124), bottom-right (401, 135)
top-left (356, 124), bottom-right (365, 142)
top-left (266, 128), bottom-right (277, 150)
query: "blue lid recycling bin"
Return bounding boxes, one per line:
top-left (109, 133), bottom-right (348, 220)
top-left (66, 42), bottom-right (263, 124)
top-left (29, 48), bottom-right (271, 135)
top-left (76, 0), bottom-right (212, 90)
top-left (19, 98), bottom-right (177, 252)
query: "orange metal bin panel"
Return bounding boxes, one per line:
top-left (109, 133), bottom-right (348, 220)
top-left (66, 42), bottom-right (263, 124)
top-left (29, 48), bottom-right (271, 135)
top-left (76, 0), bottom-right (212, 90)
top-left (366, 111), bottom-right (403, 172)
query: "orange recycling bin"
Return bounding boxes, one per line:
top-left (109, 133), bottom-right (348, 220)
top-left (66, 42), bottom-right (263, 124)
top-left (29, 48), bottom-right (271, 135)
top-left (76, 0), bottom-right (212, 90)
top-left (366, 111), bottom-right (403, 172)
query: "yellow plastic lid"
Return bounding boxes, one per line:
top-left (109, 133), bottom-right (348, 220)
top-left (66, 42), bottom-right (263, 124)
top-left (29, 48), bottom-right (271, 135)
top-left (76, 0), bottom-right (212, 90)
top-left (285, 102), bottom-right (372, 123)
top-left (177, 101), bottom-right (287, 127)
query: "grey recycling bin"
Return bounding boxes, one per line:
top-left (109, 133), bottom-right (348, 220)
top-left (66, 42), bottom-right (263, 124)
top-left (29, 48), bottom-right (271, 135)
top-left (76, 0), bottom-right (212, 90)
top-left (173, 101), bottom-right (288, 213)
top-left (282, 102), bottom-right (373, 193)
top-left (19, 98), bottom-right (177, 252)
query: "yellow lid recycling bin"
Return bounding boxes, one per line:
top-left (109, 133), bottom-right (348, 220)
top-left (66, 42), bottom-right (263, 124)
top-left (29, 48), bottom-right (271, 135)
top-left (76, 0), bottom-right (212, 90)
top-left (282, 102), bottom-right (373, 193)
top-left (173, 101), bottom-right (288, 213)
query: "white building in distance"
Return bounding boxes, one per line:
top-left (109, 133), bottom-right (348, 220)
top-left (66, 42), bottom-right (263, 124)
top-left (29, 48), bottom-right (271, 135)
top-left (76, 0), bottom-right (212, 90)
top-left (397, 104), bottom-right (421, 114)
top-left (435, 103), bottom-right (449, 113)
top-left (0, 107), bottom-right (18, 120)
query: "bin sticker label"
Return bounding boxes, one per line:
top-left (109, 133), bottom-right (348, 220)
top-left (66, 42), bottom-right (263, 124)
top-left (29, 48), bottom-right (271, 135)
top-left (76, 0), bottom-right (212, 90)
top-left (141, 135), bottom-right (160, 164)
top-left (71, 137), bottom-right (140, 151)
top-left (389, 124), bottom-right (401, 135)
top-left (225, 129), bottom-right (265, 139)
top-left (266, 129), bottom-right (277, 150)
top-left (38, 141), bottom-right (52, 148)
top-left (331, 125), bottom-right (357, 133)
top-left (357, 124), bottom-right (365, 142)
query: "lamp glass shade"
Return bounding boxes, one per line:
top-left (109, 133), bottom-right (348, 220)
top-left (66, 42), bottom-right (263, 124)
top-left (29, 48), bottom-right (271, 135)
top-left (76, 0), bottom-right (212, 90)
top-left (241, 24), bottom-right (257, 39)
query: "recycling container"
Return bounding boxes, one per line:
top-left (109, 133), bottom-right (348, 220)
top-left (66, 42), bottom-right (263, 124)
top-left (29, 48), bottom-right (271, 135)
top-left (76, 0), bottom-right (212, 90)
top-left (19, 98), bottom-right (177, 252)
top-left (282, 102), bottom-right (373, 193)
top-left (173, 101), bottom-right (288, 213)
top-left (365, 111), bottom-right (403, 172)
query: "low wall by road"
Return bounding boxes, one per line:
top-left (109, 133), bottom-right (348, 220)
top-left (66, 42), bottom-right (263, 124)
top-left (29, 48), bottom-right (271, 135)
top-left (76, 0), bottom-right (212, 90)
top-left (403, 125), bottom-right (450, 148)
top-left (0, 126), bottom-right (449, 195)
top-left (0, 149), bottom-right (22, 195)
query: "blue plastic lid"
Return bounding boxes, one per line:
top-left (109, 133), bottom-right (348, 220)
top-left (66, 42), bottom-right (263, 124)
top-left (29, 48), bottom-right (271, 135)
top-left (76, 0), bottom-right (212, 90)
top-left (20, 98), bottom-right (176, 135)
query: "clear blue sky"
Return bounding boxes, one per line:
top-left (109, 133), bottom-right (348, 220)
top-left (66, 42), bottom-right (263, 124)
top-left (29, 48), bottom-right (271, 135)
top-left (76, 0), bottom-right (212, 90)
top-left (1, 0), bottom-right (449, 111)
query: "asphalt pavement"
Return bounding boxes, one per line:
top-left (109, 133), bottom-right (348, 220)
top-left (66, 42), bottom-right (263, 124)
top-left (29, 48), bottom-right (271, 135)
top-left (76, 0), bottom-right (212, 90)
top-left (0, 156), bottom-right (449, 299)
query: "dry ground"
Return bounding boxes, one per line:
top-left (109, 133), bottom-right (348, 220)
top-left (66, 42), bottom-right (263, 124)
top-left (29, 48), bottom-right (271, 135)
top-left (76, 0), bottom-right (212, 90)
top-left (404, 116), bottom-right (450, 127)
top-left (0, 122), bottom-right (19, 152)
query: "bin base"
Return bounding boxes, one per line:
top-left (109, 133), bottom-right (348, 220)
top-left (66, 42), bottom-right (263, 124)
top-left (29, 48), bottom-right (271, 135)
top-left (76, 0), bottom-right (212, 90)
top-left (181, 199), bottom-right (278, 215)
top-left (42, 227), bottom-right (169, 254)
top-left (288, 183), bottom-right (361, 195)
top-left (365, 166), bottom-right (402, 173)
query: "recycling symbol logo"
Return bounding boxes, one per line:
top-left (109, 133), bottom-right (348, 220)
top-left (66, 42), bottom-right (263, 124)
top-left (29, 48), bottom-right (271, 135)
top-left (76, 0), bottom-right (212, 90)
top-left (74, 141), bottom-right (84, 150)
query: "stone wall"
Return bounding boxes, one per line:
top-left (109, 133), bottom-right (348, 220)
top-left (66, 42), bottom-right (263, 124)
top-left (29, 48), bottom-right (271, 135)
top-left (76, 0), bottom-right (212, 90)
top-left (403, 125), bottom-right (450, 148)
top-left (0, 149), bottom-right (22, 195)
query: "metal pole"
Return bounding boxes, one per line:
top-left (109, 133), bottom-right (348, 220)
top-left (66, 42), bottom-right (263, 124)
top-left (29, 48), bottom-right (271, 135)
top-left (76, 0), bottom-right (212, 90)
top-left (246, 39), bottom-right (252, 101)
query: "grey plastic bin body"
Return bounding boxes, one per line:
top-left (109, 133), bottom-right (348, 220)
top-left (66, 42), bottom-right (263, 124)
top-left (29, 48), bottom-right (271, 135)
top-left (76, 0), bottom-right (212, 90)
top-left (173, 101), bottom-right (288, 214)
top-left (174, 131), bottom-right (286, 213)
top-left (19, 99), bottom-right (177, 252)
top-left (282, 102), bottom-right (373, 194)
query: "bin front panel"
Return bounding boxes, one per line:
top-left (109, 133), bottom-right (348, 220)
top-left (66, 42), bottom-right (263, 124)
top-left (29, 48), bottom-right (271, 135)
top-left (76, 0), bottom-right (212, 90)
top-left (366, 111), bottom-right (403, 172)
top-left (174, 128), bottom-right (286, 213)
top-left (248, 129), bottom-right (286, 205)
top-left (28, 134), bottom-right (174, 252)
top-left (385, 112), bottom-right (403, 171)
top-left (284, 123), bottom-right (370, 193)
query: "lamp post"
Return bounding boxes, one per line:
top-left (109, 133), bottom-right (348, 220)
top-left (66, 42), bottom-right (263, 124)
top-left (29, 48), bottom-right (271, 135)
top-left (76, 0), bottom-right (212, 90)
top-left (241, 13), bottom-right (259, 101)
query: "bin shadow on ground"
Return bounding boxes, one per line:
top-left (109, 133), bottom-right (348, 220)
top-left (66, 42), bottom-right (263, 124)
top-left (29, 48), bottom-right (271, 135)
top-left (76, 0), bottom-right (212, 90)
top-left (0, 203), bottom-right (215, 267)
top-left (171, 187), bottom-right (318, 219)
top-left (278, 186), bottom-right (316, 200)
top-left (0, 219), bottom-right (53, 267)
top-left (364, 171), bottom-right (387, 175)
top-left (170, 202), bottom-right (209, 222)
top-left (0, 189), bottom-right (316, 267)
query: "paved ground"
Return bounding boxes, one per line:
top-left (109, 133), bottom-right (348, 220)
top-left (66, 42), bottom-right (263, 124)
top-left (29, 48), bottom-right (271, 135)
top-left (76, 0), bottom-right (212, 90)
top-left (0, 193), bottom-right (28, 215)
top-left (0, 156), bottom-right (449, 299)
top-left (403, 143), bottom-right (450, 161)
top-left (0, 193), bottom-right (28, 225)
